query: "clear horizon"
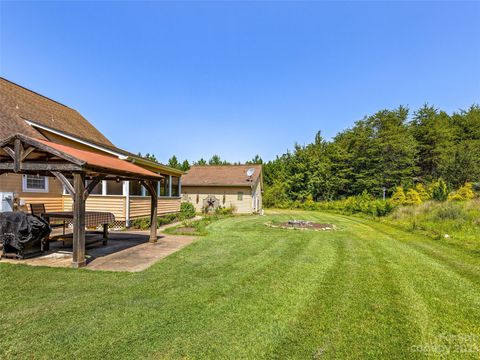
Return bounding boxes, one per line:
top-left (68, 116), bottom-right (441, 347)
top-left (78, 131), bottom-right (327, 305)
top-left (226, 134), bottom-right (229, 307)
top-left (1, 1), bottom-right (479, 163)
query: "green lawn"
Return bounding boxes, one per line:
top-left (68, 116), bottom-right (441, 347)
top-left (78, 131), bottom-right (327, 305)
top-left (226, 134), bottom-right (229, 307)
top-left (1, 210), bottom-right (479, 359)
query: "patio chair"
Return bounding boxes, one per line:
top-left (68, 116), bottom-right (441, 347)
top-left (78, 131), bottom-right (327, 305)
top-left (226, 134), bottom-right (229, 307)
top-left (29, 203), bottom-right (66, 249)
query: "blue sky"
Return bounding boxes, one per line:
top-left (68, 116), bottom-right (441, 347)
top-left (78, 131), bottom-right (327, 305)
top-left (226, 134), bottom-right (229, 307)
top-left (1, 1), bottom-right (479, 163)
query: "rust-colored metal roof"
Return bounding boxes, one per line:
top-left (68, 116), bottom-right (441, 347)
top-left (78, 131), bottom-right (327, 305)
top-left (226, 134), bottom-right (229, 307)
top-left (182, 165), bottom-right (262, 187)
top-left (35, 138), bottom-right (162, 179)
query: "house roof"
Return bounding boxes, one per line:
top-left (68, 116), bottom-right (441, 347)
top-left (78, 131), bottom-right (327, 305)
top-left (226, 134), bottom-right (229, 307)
top-left (182, 165), bottom-right (262, 187)
top-left (0, 77), bottom-right (183, 176)
top-left (0, 77), bottom-right (114, 148)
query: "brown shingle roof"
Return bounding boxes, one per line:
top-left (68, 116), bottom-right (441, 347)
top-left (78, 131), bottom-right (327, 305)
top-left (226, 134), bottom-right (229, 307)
top-left (0, 77), bottom-right (114, 147)
top-left (182, 165), bottom-right (262, 187)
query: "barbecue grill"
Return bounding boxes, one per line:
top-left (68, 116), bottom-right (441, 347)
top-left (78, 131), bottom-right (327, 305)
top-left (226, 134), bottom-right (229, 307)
top-left (0, 212), bottom-right (51, 259)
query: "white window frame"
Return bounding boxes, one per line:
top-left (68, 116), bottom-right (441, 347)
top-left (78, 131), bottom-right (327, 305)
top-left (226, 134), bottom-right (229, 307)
top-left (22, 175), bottom-right (49, 193)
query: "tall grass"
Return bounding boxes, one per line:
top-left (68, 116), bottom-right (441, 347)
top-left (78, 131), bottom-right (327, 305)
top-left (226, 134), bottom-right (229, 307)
top-left (384, 199), bottom-right (480, 252)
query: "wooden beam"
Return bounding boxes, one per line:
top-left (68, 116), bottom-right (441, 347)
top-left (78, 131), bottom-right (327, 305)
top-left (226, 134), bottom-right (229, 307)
top-left (0, 162), bottom-right (82, 172)
top-left (84, 174), bottom-right (106, 200)
top-left (20, 146), bottom-right (35, 161)
top-left (14, 139), bottom-right (21, 172)
top-left (51, 171), bottom-right (75, 199)
top-left (0, 134), bottom-right (85, 166)
top-left (72, 173), bottom-right (86, 268)
top-left (143, 180), bottom-right (158, 243)
top-left (2, 146), bottom-right (14, 159)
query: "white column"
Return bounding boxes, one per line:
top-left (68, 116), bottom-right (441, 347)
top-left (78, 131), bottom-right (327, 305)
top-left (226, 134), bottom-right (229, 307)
top-left (169, 175), bottom-right (172, 197)
top-left (123, 181), bottom-right (130, 227)
top-left (179, 177), bottom-right (182, 196)
top-left (102, 180), bottom-right (107, 196)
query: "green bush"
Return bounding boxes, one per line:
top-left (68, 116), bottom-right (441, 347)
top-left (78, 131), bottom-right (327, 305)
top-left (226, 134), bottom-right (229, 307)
top-left (448, 182), bottom-right (475, 201)
top-left (415, 183), bottom-right (430, 201)
top-left (215, 205), bottom-right (236, 215)
top-left (404, 189), bottom-right (422, 205)
top-left (179, 202), bottom-right (196, 220)
top-left (130, 217), bottom-right (151, 230)
top-left (130, 213), bottom-right (179, 229)
top-left (391, 187), bottom-right (406, 206)
top-left (287, 191), bottom-right (395, 217)
top-left (430, 179), bottom-right (448, 201)
top-left (158, 213), bottom-right (179, 226)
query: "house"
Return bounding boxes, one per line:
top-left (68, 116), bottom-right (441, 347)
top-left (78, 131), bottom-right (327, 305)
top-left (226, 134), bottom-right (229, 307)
top-left (0, 77), bottom-right (183, 228)
top-left (181, 165), bottom-right (263, 214)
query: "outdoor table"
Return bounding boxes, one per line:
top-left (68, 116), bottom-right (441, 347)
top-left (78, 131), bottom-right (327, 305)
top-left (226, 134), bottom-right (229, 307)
top-left (42, 211), bottom-right (115, 249)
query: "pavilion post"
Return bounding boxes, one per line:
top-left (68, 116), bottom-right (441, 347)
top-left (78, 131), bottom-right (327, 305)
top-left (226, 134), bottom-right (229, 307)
top-left (72, 172), bottom-right (86, 268)
top-left (143, 180), bottom-right (158, 243)
top-left (149, 181), bottom-right (158, 243)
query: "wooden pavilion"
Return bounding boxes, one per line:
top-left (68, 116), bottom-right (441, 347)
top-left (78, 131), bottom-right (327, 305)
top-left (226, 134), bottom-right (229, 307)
top-left (0, 133), bottom-right (162, 268)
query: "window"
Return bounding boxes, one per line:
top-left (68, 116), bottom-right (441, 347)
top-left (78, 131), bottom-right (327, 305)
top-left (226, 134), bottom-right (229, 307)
top-left (160, 175), bottom-right (170, 196)
top-left (85, 179), bottom-right (102, 195)
top-left (171, 176), bottom-right (179, 197)
top-left (129, 181), bottom-right (146, 196)
top-left (106, 180), bottom-right (123, 195)
top-left (237, 192), bottom-right (243, 201)
top-left (23, 175), bottom-right (48, 192)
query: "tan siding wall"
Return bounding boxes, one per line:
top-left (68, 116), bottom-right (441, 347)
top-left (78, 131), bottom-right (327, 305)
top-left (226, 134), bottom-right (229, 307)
top-left (63, 195), bottom-right (126, 221)
top-left (129, 196), bottom-right (181, 219)
top-left (0, 173), bottom-right (64, 212)
top-left (252, 179), bottom-right (263, 213)
top-left (181, 186), bottom-right (254, 214)
top-left (1, 174), bottom-right (181, 220)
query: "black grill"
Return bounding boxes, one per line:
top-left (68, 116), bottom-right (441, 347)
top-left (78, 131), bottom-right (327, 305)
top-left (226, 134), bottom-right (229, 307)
top-left (0, 212), bottom-right (51, 259)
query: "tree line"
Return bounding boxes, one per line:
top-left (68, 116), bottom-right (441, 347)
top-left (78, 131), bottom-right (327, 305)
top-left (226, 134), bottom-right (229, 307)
top-left (142, 104), bottom-right (479, 207)
top-left (263, 104), bottom-right (480, 206)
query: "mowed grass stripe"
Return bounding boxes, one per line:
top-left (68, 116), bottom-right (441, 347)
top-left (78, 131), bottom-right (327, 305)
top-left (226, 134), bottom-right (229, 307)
top-left (0, 210), bottom-right (479, 359)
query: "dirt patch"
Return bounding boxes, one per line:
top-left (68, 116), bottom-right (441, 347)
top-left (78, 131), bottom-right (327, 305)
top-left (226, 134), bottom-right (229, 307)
top-left (267, 220), bottom-right (336, 231)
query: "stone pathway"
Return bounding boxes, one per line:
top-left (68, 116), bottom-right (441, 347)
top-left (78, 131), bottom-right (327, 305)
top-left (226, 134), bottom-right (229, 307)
top-left (86, 231), bottom-right (196, 272)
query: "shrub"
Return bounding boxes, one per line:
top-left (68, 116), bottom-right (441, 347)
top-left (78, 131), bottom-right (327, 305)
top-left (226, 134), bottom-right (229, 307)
top-left (130, 213), bottom-right (180, 229)
top-left (415, 183), bottom-right (430, 201)
top-left (430, 179), bottom-right (448, 201)
top-left (298, 192), bottom-right (395, 217)
top-left (263, 181), bottom-right (290, 208)
top-left (473, 182), bottom-right (480, 193)
top-left (404, 189), bottom-right (422, 206)
top-left (179, 202), bottom-right (196, 220)
top-left (215, 205), bottom-right (236, 215)
top-left (448, 182), bottom-right (475, 201)
top-left (130, 217), bottom-right (151, 230)
top-left (391, 187), bottom-right (406, 206)
top-left (158, 213), bottom-right (178, 226)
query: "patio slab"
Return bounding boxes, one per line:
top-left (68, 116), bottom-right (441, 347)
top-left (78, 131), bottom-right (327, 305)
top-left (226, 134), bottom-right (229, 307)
top-left (0, 230), bottom-right (197, 272)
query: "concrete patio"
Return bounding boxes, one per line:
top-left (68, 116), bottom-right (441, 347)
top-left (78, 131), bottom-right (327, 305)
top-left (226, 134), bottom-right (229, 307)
top-left (0, 230), bottom-right (197, 272)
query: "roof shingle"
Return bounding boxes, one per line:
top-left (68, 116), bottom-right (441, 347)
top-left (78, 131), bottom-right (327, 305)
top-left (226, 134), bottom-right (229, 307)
top-left (0, 77), bottom-right (114, 147)
top-left (182, 165), bottom-right (262, 187)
